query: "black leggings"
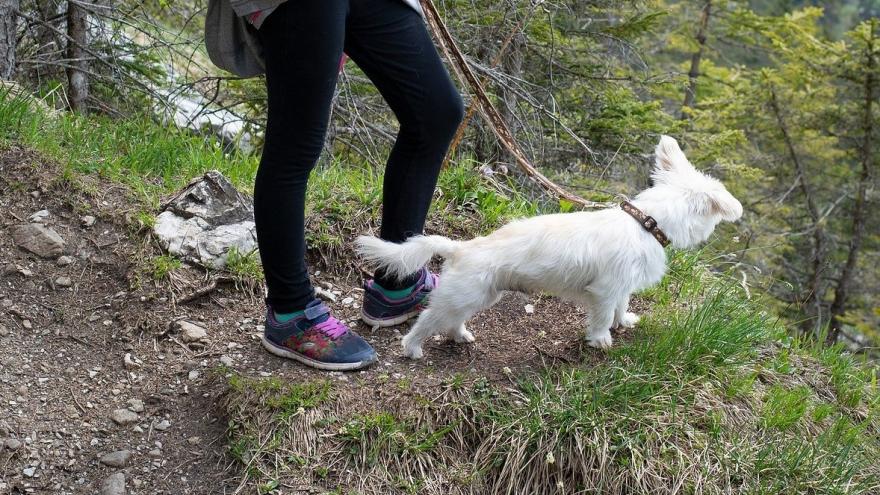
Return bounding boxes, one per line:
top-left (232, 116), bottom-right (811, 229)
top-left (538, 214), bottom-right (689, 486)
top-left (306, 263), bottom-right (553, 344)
top-left (254, 0), bottom-right (464, 313)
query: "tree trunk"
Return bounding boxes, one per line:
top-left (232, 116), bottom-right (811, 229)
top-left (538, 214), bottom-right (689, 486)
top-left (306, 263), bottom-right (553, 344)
top-left (0, 0), bottom-right (20, 80)
top-left (681, 0), bottom-right (712, 119)
top-left (66, 0), bottom-right (89, 112)
top-left (768, 85), bottom-right (828, 336)
top-left (827, 21), bottom-right (877, 345)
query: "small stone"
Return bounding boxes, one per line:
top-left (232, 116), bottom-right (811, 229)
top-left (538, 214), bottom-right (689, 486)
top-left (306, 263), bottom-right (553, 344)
top-left (55, 276), bottom-right (73, 288)
top-left (110, 409), bottom-right (139, 425)
top-left (11, 223), bottom-right (66, 258)
top-left (99, 450), bottom-right (131, 468)
top-left (28, 210), bottom-right (51, 223)
top-left (314, 286), bottom-right (337, 302)
top-left (56, 255), bottom-right (75, 266)
top-left (219, 355), bottom-right (233, 367)
top-left (188, 370), bottom-right (199, 381)
top-left (147, 449), bottom-right (162, 458)
top-left (100, 472), bottom-right (126, 495)
top-left (341, 297), bottom-right (354, 305)
top-left (0, 324), bottom-right (8, 337)
top-left (22, 320), bottom-right (32, 330)
top-left (524, 304), bottom-right (535, 314)
top-left (175, 320), bottom-right (208, 343)
top-left (23, 466), bottom-right (36, 477)
top-left (187, 436), bottom-right (202, 445)
top-left (154, 419), bottom-right (171, 431)
top-left (123, 353), bottom-right (140, 370)
top-left (127, 399), bottom-right (144, 413)
top-left (5, 438), bottom-right (22, 450)
top-left (81, 215), bottom-right (97, 227)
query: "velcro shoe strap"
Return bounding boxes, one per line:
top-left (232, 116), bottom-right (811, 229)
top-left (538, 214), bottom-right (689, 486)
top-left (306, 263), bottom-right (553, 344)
top-left (304, 302), bottom-right (331, 320)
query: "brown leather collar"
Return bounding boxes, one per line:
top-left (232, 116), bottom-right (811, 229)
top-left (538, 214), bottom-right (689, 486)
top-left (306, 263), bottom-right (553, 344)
top-left (620, 201), bottom-right (670, 248)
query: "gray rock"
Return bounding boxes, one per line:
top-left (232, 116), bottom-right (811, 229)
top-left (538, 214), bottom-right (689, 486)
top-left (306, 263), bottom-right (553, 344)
top-left (175, 320), bottom-right (207, 343)
top-left (126, 399), bottom-right (144, 413)
top-left (100, 472), bottom-right (126, 495)
top-left (22, 466), bottom-right (36, 477)
top-left (81, 215), bottom-right (96, 227)
top-left (147, 448), bottom-right (162, 458)
top-left (28, 210), bottom-right (50, 223)
top-left (154, 419), bottom-right (171, 431)
top-left (110, 409), bottom-right (139, 425)
top-left (55, 276), bottom-right (73, 288)
top-left (100, 450), bottom-right (131, 467)
top-left (152, 171), bottom-right (257, 269)
top-left (5, 438), bottom-right (22, 450)
top-left (11, 224), bottom-right (66, 258)
top-left (56, 255), bottom-right (75, 266)
top-left (219, 355), bottom-right (233, 367)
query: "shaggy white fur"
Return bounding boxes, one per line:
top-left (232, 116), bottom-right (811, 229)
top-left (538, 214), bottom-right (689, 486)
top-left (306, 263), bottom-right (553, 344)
top-left (356, 136), bottom-right (743, 359)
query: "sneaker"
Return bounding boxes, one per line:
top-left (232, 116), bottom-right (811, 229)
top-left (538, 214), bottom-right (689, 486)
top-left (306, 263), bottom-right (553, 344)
top-left (261, 299), bottom-right (377, 371)
top-left (361, 267), bottom-right (438, 327)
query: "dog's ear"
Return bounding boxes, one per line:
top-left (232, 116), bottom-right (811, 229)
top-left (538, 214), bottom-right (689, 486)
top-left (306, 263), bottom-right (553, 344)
top-left (707, 189), bottom-right (743, 221)
top-left (654, 135), bottom-right (693, 173)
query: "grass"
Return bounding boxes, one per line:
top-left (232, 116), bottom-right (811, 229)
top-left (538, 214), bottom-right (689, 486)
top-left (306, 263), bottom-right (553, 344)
top-left (219, 253), bottom-right (880, 494)
top-left (4, 84), bottom-right (879, 495)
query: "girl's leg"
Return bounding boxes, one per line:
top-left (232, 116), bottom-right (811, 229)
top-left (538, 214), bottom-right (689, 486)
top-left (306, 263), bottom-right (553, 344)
top-left (344, 0), bottom-right (464, 290)
top-left (255, 1), bottom-right (348, 313)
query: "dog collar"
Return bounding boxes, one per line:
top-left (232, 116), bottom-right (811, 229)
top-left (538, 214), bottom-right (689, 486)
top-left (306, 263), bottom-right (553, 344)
top-left (620, 201), bottom-right (670, 248)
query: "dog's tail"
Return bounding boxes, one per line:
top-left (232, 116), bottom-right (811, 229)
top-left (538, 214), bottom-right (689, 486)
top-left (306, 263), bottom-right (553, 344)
top-left (355, 235), bottom-right (461, 280)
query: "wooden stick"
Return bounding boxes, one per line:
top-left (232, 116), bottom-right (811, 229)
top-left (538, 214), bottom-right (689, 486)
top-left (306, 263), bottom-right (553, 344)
top-left (421, 0), bottom-right (608, 209)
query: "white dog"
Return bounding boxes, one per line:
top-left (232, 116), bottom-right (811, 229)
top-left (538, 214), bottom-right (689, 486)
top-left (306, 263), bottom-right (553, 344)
top-left (356, 136), bottom-right (743, 359)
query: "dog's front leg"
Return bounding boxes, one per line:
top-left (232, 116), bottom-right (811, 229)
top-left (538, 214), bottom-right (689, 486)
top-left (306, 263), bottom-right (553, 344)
top-left (585, 298), bottom-right (616, 349)
top-left (612, 295), bottom-right (640, 329)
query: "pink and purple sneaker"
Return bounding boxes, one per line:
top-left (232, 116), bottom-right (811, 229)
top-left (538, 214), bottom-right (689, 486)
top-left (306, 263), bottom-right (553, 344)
top-left (361, 267), bottom-right (438, 327)
top-left (262, 299), bottom-right (377, 371)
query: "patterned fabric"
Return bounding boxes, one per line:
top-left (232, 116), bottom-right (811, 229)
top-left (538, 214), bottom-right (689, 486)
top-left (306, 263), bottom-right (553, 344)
top-left (362, 267), bottom-right (438, 323)
top-left (263, 299), bottom-right (376, 365)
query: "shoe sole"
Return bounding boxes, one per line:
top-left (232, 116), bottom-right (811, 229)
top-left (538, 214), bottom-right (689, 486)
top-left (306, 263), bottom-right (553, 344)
top-left (261, 336), bottom-right (376, 371)
top-left (360, 308), bottom-right (421, 328)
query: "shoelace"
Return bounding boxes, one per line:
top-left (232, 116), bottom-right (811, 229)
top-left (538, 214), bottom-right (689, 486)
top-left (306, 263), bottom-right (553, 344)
top-left (313, 316), bottom-right (348, 339)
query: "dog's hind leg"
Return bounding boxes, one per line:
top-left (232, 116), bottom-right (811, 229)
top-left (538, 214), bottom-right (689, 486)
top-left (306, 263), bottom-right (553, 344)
top-left (402, 273), bottom-right (493, 359)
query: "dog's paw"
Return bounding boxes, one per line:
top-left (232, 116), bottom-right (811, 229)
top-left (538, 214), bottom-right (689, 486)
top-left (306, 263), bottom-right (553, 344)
top-left (452, 325), bottom-right (475, 343)
top-left (587, 331), bottom-right (613, 350)
top-left (402, 344), bottom-right (424, 360)
top-left (619, 312), bottom-right (640, 328)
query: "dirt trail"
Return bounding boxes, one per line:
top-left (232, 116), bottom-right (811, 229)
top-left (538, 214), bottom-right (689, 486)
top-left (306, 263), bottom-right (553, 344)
top-left (0, 146), bottom-right (608, 494)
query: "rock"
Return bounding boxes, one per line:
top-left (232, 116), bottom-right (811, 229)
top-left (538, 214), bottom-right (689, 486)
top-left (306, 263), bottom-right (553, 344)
top-left (147, 449), bottom-right (162, 458)
top-left (81, 215), bottom-right (96, 227)
top-left (187, 436), bottom-right (202, 445)
top-left (341, 296), bottom-right (354, 305)
top-left (110, 409), bottom-right (139, 425)
top-left (11, 224), bottom-right (66, 258)
top-left (127, 399), bottom-right (144, 413)
top-left (314, 286), bottom-right (337, 302)
top-left (5, 438), bottom-right (22, 450)
top-left (219, 355), bottom-right (233, 367)
top-left (22, 466), bottom-right (36, 477)
top-left (55, 276), bottom-right (73, 288)
top-left (0, 324), bottom-right (8, 337)
top-left (100, 450), bottom-right (131, 468)
top-left (22, 320), bottom-right (32, 330)
top-left (28, 210), bottom-right (50, 223)
top-left (187, 370), bottom-right (200, 381)
top-left (524, 304), bottom-right (535, 314)
top-left (154, 419), bottom-right (171, 431)
top-left (153, 171), bottom-right (257, 269)
top-left (56, 255), bottom-right (75, 266)
top-left (100, 472), bottom-right (126, 495)
top-left (123, 353), bottom-right (141, 370)
top-left (175, 320), bottom-right (208, 343)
